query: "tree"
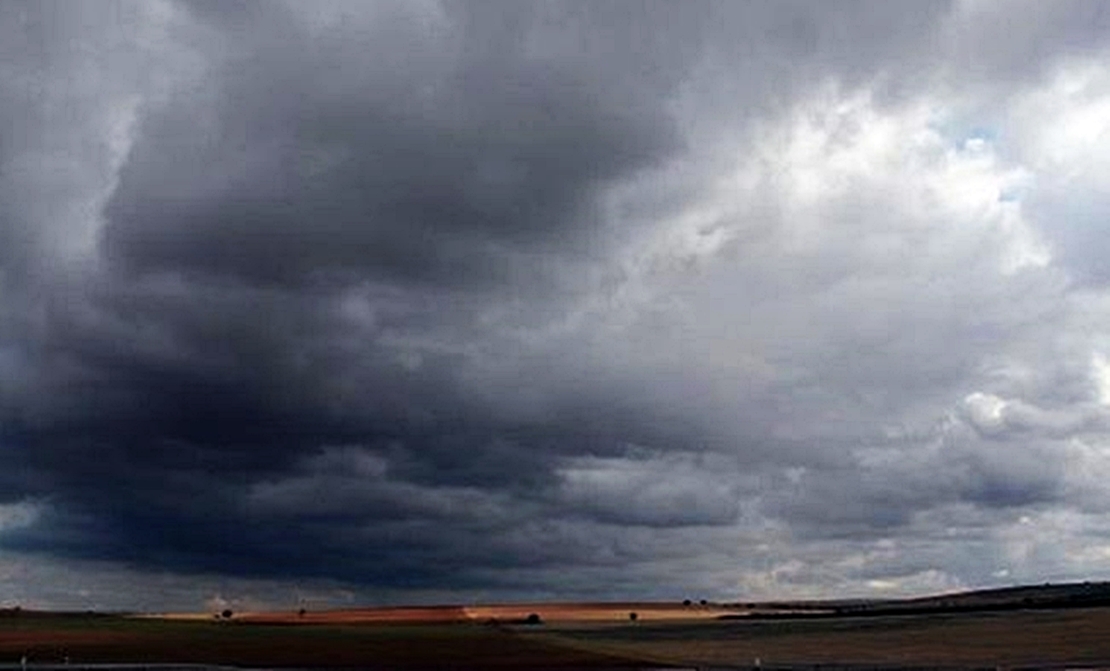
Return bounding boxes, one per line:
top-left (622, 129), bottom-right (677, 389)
top-left (682, 599), bottom-right (692, 606)
top-left (524, 613), bottom-right (543, 625)
top-left (628, 612), bottom-right (638, 621)
top-left (221, 609), bottom-right (233, 620)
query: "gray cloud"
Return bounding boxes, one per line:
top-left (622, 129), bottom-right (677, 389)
top-left (100, 0), bottom-right (687, 288)
top-left (4, 0), bottom-right (1110, 608)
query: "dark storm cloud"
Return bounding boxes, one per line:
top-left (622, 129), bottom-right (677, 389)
top-left (0, 270), bottom-right (748, 586)
top-left (100, 0), bottom-right (690, 288)
top-left (1, 0), bottom-right (776, 588)
top-left (7, 0), bottom-right (1110, 606)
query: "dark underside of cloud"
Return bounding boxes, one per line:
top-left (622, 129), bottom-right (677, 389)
top-left (1, 0), bottom-right (709, 591)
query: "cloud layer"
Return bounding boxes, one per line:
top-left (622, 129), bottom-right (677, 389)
top-left (3, 0), bottom-right (1110, 609)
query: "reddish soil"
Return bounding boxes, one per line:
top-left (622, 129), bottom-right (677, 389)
top-left (463, 602), bottom-right (740, 622)
top-left (239, 605), bottom-right (470, 624)
top-left (223, 601), bottom-right (740, 625)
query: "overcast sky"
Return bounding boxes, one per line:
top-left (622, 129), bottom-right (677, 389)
top-left (3, 0), bottom-right (1110, 612)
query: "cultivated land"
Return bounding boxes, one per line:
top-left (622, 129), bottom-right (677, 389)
top-left (5, 582), bottom-right (1110, 669)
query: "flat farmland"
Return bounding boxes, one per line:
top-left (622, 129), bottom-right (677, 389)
top-left (232, 602), bottom-right (739, 625)
top-left (4, 602), bottom-right (1110, 669)
top-left (533, 606), bottom-right (1110, 669)
top-left (0, 614), bottom-right (652, 670)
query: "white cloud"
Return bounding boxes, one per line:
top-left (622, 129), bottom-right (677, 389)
top-left (0, 501), bottom-right (39, 534)
top-left (1092, 353), bottom-right (1110, 406)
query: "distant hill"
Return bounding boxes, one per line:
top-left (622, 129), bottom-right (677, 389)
top-left (721, 580), bottom-right (1110, 619)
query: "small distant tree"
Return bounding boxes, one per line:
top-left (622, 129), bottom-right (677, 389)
top-left (524, 613), bottom-right (543, 625)
top-left (221, 609), bottom-right (233, 620)
top-left (699, 599), bottom-right (708, 606)
top-left (298, 607), bottom-right (307, 617)
top-left (628, 612), bottom-right (638, 621)
top-left (682, 599), bottom-right (692, 606)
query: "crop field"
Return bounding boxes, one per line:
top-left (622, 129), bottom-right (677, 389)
top-left (532, 606), bottom-right (1110, 669)
top-left (4, 599), bottom-right (1110, 669)
top-left (0, 613), bottom-right (649, 669)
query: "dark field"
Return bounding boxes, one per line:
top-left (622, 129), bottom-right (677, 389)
top-left (4, 602), bottom-right (1110, 669)
top-left (0, 614), bottom-right (648, 670)
top-left (540, 606), bottom-right (1110, 669)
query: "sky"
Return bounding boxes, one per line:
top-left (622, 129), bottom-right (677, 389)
top-left (2, 0), bottom-right (1110, 613)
